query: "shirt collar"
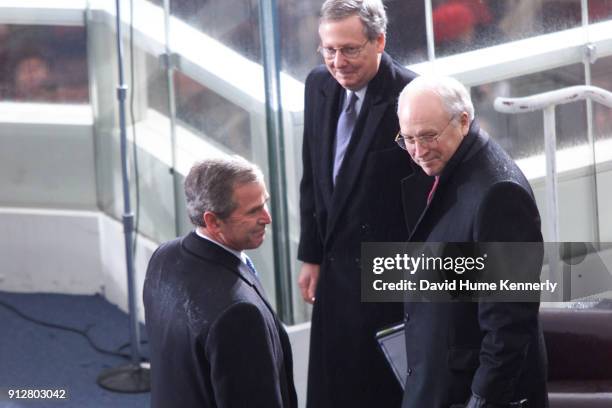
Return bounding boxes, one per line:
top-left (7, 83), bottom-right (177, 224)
top-left (195, 228), bottom-right (247, 263)
top-left (344, 86), bottom-right (367, 115)
top-left (346, 86), bottom-right (367, 104)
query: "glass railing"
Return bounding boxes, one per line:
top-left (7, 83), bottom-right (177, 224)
top-left (2, 0), bottom-right (612, 322)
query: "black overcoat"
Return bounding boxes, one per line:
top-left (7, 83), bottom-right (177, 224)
top-left (143, 232), bottom-right (297, 408)
top-left (400, 121), bottom-right (549, 408)
top-left (298, 52), bottom-right (422, 407)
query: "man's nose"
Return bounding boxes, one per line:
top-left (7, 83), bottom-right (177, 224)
top-left (261, 207), bottom-right (272, 224)
top-left (333, 50), bottom-right (348, 67)
top-left (414, 141), bottom-right (429, 158)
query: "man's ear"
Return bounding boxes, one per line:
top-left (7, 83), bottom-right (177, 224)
top-left (203, 211), bottom-right (220, 233)
top-left (376, 33), bottom-right (386, 53)
top-left (460, 112), bottom-right (470, 135)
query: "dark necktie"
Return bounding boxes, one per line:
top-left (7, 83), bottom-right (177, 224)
top-left (244, 255), bottom-right (259, 277)
top-left (427, 176), bottom-right (440, 205)
top-left (333, 91), bottom-right (359, 184)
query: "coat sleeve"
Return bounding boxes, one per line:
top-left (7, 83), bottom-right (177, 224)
top-left (206, 302), bottom-right (285, 408)
top-left (471, 181), bottom-right (543, 403)
top-left (297, 72), bottom-right (324, 264)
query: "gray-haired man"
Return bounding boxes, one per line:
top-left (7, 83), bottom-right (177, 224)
top-left (397, 76), bottom-right (548, 408)
top-left (298, 0), bottom-right (421, 406)
top-left (144, 156), bottom-right (297, 408)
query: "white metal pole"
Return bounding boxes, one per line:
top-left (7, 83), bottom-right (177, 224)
top-left (543, 105), bottom-right (559, 243)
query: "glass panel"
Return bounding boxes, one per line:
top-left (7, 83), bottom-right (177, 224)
top-left (471, 63), bottom-right (586, 160)
top-left (169, 0), bottom-right (278, 314)
top-left (170, 0), bottom-right (261, 63)
top-left (136, 53), bottom-right (176, 243)
top-left (591, 55), bottom-right (612, 241)
top-left (276, 2), bottom-right (317, 322)
top-left (88, 13), bottom-right (175, 244)
top-left (173, 71), bottom-right (252, 158)
top-left (276, 0), bottom-right (428, 81)
top-left (278, 1), bottom-right (320, 80)
top-left (592, 56), bottom-right (612, 142)
top-left (432, 0), bottom-right (582, 57)
top-left (386, 0), bottom-right (428, 64)
top-left (472, 64), bottom-right (589, 242)
top-left (589, 0), bottom-right (612, 22)
top-left (0, 24), bottom-right (89, 103)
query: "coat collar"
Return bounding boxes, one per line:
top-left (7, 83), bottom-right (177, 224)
top-left (401, 119), bottom-right (488, 238)
top-left (317, 75), bottom-right (343, 208)
top-left (436, 119), bottom-right (488, 188)
top-left (181, 231), bottom-right (261, 291)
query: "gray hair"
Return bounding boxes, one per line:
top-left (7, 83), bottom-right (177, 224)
top-left (397, 75), bottom-right (475, 122)
top-left (184, 156), bottom-right (264, 227)
top-left (320, 0), bottom-right (387, 40)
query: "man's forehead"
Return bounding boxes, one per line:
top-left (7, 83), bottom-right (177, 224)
top-left (402, 91), bottom-right (445, 119)
top-left (234, 178), bottom-right (261, 188)
top-left (232, 180), bottom-right (266, 198)
top-left (319, 15), bottom-right (366, 39)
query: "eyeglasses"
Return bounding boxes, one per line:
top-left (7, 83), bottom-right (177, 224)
top-left (395, 116), bottom-right (456, 150)
top-left (317, 39), bottom-right (370, 60)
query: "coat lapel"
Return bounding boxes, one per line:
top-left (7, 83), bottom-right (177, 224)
top-left (401, 172), bottom-right (434, 238)
top-left (181, 232), bottom-right (275, 313)
top-left (326, 98), bottom-right (389, 236)
top-left (317, 77), bottom-right (343, 212)
top-left (325, 54), bottom-right (394, 238)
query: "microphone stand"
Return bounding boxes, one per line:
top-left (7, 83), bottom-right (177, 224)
top-left (96, 0), bottom-right (150, 392)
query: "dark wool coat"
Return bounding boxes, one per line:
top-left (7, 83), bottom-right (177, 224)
top-left (299, 52), bottom-right (423, 408)
top-left (400, 121), bottom-right (549, 408)
top-left (144, 232), bottom-right (297, 408)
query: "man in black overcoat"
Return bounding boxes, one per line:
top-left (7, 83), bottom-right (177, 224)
top-left (297, 0), bottom-right (421, 406)
top-left (396, 75), bottom-right (548, 408)
top-left (143, 157), bottom-right (297, 408)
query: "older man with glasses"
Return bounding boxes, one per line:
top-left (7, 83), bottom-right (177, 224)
top-left (396, 75), bottom-right (548, 408)
top-left (297, 0), bottom-right (423, 407)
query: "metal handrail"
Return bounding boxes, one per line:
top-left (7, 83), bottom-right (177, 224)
top-left (494, 85), bottom-right (612, 114)
top-left (494, 85), bottom-right (611, 244)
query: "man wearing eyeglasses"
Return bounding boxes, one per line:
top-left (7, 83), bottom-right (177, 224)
top-left (297, 0), bottom-right (422, 407)
top-left (396, 76), bottom-right (548, 408)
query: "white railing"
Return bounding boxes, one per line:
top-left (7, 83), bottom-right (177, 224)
top-left (495, 85), bottom-right (612, 243)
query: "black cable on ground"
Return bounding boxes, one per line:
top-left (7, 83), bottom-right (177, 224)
top-left (0, 299), bottom-right (148, 362)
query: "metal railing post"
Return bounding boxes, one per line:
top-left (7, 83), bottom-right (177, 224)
top-left (543, 105), bottom-right (559, 243)
top-left (495, 86), bottom-right (612, 299)
top-left (494, 85), bottom-right (612, 244)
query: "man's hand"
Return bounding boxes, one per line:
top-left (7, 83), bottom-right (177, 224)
top-left (298, 263), bottom-right (320, 304)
